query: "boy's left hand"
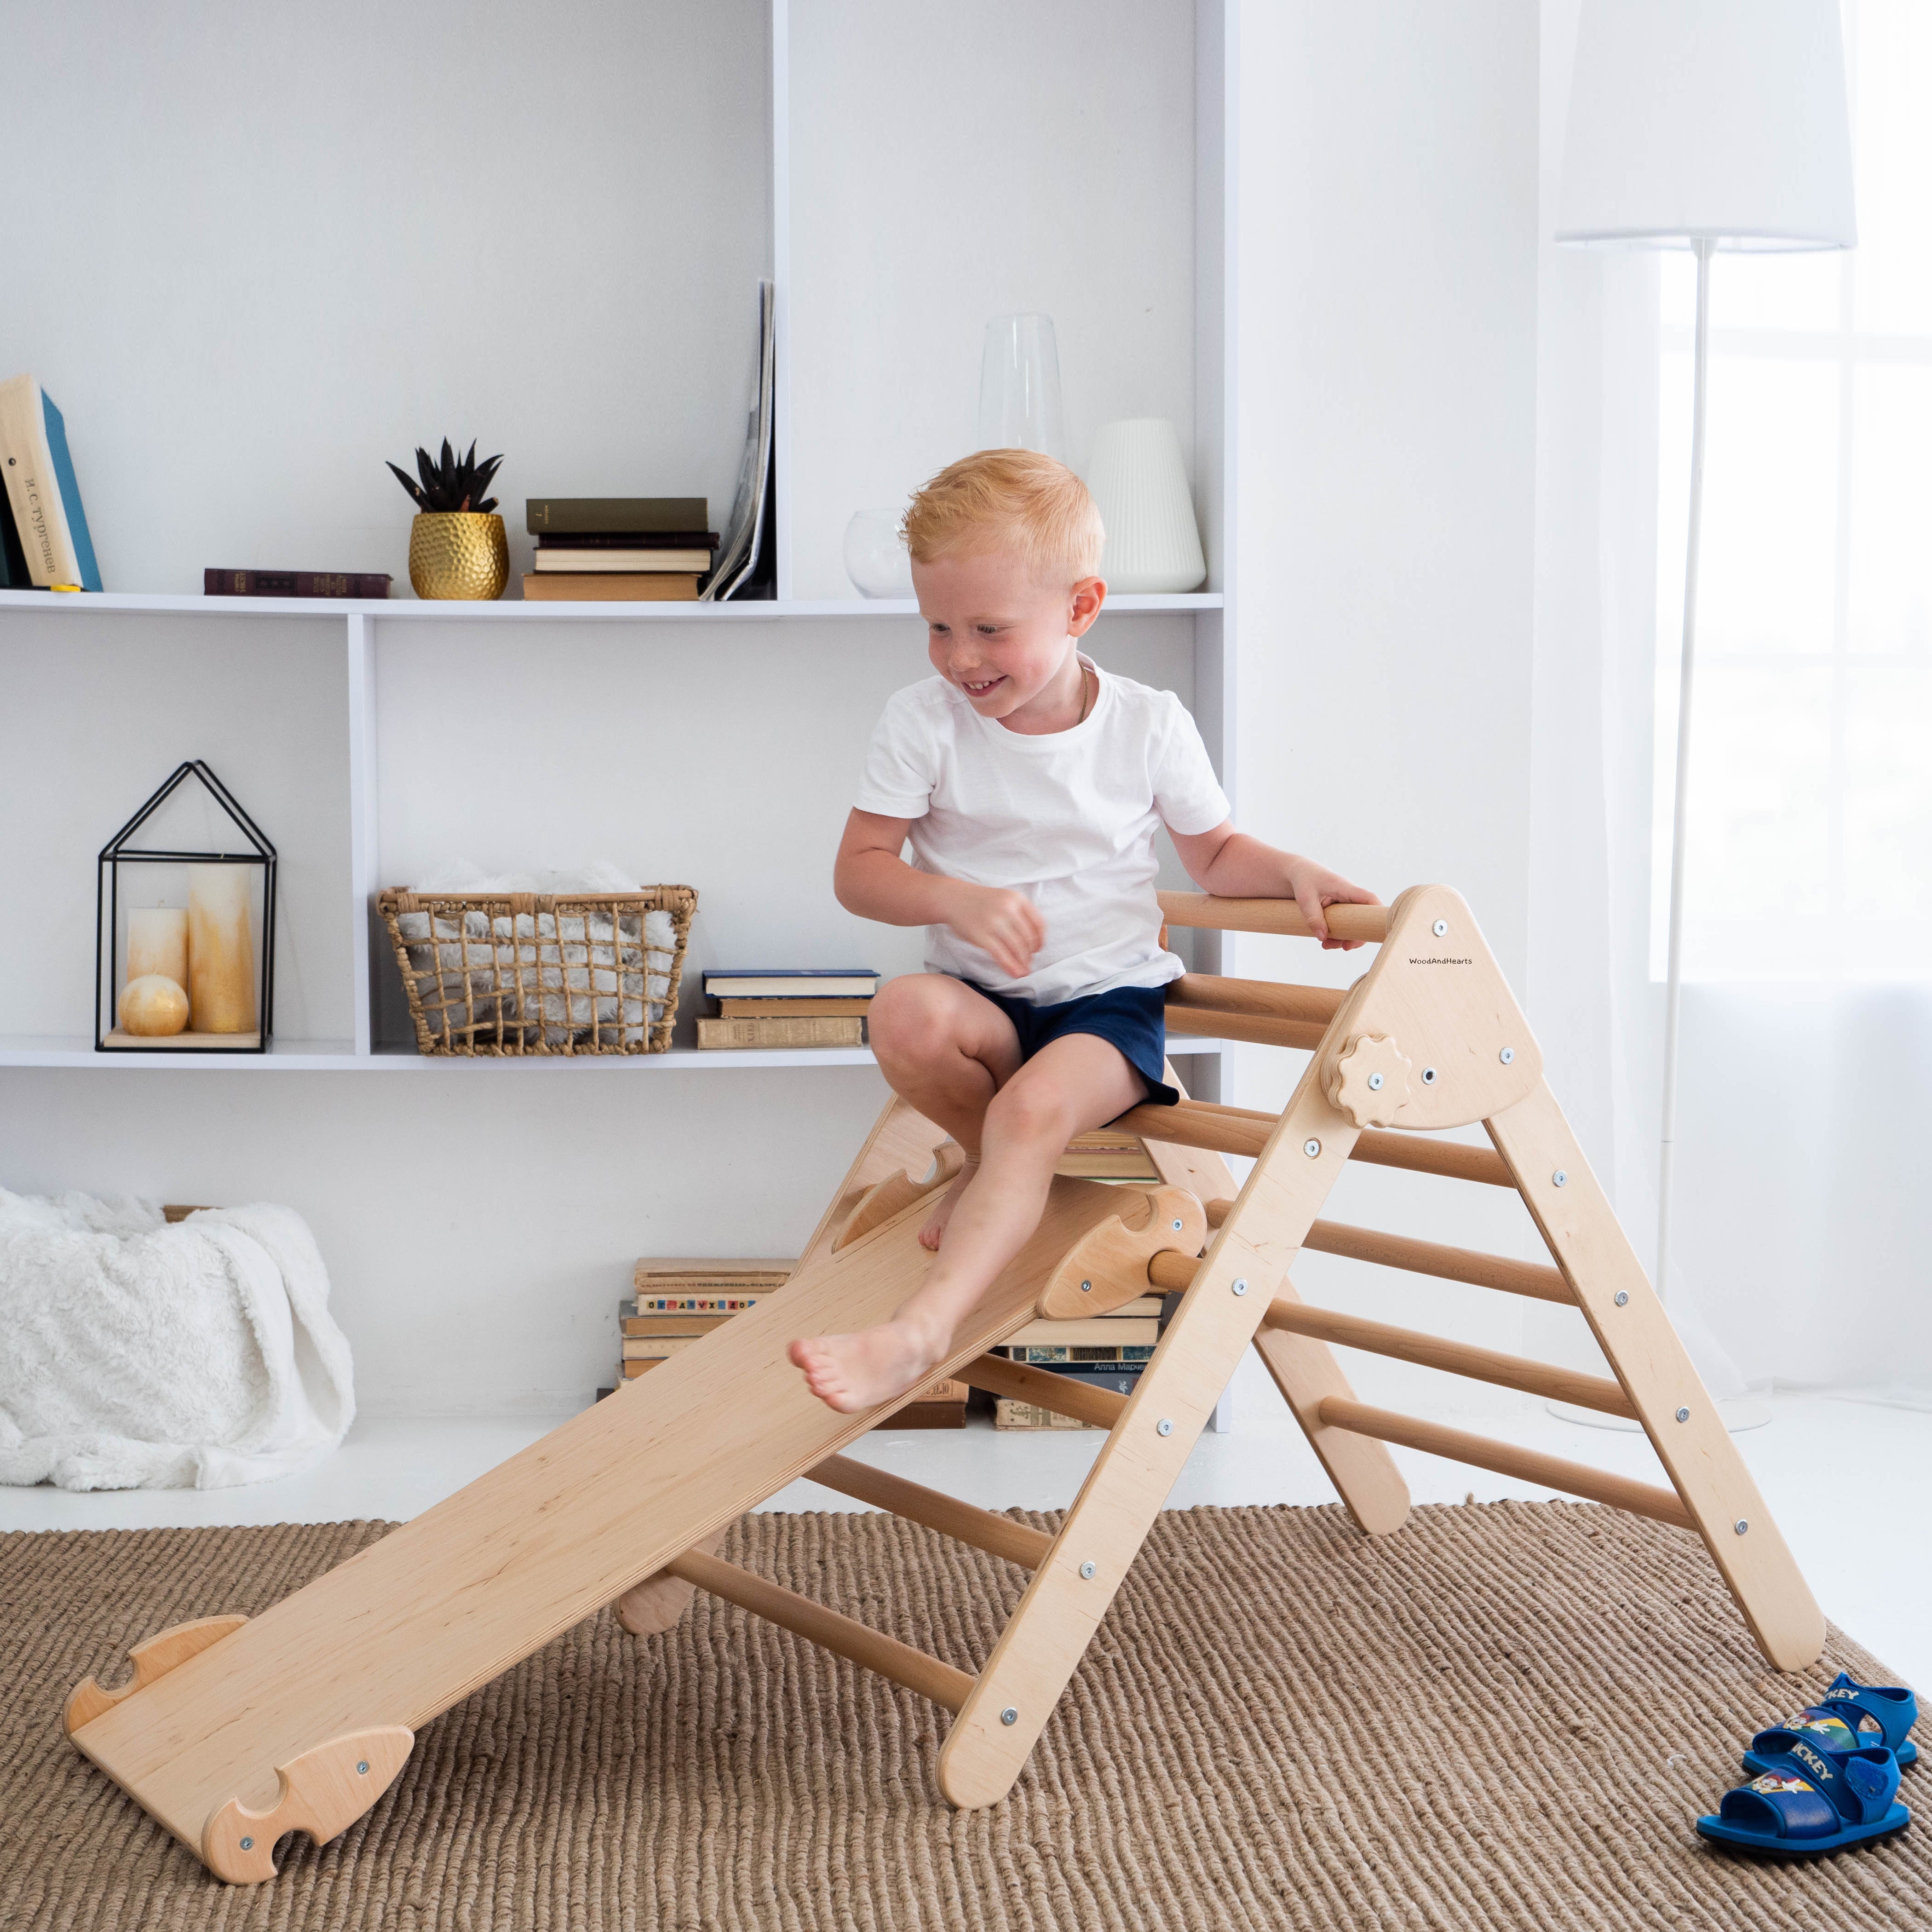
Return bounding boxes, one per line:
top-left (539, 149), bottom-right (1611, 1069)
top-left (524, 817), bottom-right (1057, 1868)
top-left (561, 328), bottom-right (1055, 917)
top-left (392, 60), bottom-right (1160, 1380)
top-left (1284, 857), bottom-right (1380, 949)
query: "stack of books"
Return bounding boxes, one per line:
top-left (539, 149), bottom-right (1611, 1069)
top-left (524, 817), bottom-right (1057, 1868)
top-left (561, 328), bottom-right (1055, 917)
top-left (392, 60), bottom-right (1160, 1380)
top-left (523, 497), bottom-right (718, 601)
top-left (610, 1257), bottom-right (794, 1390)
top-left (1056, 1130), bottom-right (1162, 1179)
top-left (991, 1297), bottom-right (1163, 1430)
top-left (696, 967), bottom-right (880, 1050)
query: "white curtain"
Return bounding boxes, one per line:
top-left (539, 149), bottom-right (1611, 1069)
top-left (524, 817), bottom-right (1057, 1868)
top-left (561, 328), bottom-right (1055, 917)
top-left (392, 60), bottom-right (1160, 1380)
top-left (1530, 0), bottom-right (1932, 1403)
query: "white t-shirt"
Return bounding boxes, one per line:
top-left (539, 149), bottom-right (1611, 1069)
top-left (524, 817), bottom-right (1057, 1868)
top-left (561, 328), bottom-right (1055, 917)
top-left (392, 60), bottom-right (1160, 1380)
top-left (854, 658), bottom-right (1231, 1004)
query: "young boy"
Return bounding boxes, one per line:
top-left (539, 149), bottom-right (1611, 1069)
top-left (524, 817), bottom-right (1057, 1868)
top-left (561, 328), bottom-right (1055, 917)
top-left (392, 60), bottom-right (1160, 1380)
top-left (789, 449), bottom-right (1377, 1414)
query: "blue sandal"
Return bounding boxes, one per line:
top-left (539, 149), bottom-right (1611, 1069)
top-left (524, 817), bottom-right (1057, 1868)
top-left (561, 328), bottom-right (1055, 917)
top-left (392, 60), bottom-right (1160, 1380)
top-left (1697, 1732), bottom-right (1909, 1857)
top-left (1742, 1673), bottom-right (1919, 1776)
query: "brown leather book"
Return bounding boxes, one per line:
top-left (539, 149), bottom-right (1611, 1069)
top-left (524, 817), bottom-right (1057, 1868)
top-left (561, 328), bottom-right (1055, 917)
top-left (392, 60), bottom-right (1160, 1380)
top-left (716, 997), bottom-right (873, 1018)
top-left (205, 569), bottom-right (391, 598)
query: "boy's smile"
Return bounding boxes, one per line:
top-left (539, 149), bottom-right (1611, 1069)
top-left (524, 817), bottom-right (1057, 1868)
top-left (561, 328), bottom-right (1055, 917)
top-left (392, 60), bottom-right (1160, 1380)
top-left (913, 548), bottom-right (1107, 736)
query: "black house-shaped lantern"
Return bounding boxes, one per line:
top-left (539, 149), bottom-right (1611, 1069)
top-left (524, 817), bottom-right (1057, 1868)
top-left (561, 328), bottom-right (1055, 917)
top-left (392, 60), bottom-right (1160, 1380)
top-left (96, 760), bottom-right (277, 1053)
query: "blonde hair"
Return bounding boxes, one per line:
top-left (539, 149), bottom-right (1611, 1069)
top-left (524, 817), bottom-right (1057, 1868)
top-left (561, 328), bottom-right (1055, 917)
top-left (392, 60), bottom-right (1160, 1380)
top-left (901, 449), bottom-right (1105, 584)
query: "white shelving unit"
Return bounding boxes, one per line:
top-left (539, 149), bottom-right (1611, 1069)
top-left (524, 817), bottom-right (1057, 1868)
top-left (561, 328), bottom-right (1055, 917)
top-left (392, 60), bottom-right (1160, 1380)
top-left (0, 0), bottom-right (1237, 1080)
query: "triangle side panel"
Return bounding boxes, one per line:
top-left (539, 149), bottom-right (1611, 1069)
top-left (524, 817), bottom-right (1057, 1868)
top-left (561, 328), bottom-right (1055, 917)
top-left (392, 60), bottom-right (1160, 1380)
top-left (1485, 1080), bottom-right (1824, 1671)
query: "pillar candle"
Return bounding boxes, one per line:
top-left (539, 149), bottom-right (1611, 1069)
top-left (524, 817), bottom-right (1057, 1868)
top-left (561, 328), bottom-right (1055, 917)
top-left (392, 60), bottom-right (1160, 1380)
top-left (126, 906), bottom-right (188, 987)
top-left (187, 865), bottom-right (257, 1033)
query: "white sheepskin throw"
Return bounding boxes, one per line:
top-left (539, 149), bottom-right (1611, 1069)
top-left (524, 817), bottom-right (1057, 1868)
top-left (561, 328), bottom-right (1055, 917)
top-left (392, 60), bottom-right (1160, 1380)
top-left (0, 1191), bottom-right (354, 1491)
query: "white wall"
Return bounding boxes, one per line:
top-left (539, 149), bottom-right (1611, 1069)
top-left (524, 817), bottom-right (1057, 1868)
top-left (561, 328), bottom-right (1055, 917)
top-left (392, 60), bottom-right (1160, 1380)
top-left (787, 0), bottom-right (1201, 598)
top-left (0, 0), bottom-right (770, 594)
top-left (1225, 2), bottom-right (1545, 1414)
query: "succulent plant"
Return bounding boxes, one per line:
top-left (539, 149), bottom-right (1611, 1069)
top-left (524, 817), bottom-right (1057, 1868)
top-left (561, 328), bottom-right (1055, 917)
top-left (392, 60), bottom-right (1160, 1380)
top-left (386, 438), bottom-right (503, 515)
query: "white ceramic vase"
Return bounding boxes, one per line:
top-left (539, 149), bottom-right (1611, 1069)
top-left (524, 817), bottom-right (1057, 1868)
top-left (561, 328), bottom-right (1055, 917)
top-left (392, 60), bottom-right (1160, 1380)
top-left (1085, 418), bottom-right (1206, 593)
top-left (843, 509), bottom-right (914, 598)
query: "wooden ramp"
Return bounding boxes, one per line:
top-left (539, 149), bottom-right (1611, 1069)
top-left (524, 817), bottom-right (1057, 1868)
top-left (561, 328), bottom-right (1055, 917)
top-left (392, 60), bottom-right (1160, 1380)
top-left (64, 1161), bottom-right (1129, 1882)
top-left (67, 880), bottom-right (1826, 1883)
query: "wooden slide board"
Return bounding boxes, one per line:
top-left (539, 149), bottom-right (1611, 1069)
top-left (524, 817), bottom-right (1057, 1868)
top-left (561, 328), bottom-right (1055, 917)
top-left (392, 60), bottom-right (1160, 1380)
top-left (68, 1169), bottom-right (1131, 1874)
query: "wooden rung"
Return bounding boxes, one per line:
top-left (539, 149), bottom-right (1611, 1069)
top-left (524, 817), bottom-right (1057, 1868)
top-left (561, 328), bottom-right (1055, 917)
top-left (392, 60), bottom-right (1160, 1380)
top-left (807, 1453), bottom-right (1052, 1570)
top-left (1165, 974), bottom-right (1347, 1024)
top-left (1157, 891), bottom-right (1390, 943)
top-left (1148, 1250), bottom-right (1201, 1291)
top-left (667, 1548), bottom-right (975, 1713)
top-left (1314, 1397), bottom-right (1694, 1530)
top-left (956, 1352), bottom-right (1131, 1430)
top-left (1300, 1219), bottom-right (1572, 1305)
top-left (1353, 1131), bottom-right (1516, 1187)
top-left (1265, 1302), bottom-right (1633, 1416)
top-left (1114, 1100), bottom-right (1517, 1191)
top-left (1113, 1098), bottom-right (1274, 1157)
top-left (1165, 1006), bottom-right (1328, 1052)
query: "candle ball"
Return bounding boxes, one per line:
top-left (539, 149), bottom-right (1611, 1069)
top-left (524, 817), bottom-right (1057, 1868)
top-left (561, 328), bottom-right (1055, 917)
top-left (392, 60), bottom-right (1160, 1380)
top-left (120, 973), bottom-right (191, 1037)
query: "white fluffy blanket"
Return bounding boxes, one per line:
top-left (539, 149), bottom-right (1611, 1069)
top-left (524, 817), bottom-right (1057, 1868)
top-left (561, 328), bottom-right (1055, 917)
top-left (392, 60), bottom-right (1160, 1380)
top-left (0, 1192), bottom-right (354, 1490)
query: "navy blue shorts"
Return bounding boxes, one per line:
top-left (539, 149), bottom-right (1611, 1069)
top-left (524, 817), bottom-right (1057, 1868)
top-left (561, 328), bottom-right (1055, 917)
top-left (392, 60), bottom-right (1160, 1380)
top-left (963, 980), bottom-right (1179, 1107)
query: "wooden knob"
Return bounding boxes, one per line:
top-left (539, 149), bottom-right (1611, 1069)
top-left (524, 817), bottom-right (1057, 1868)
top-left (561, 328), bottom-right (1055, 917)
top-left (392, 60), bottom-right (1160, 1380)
top-left (1328, 1034), bottom-right (1412, 1128)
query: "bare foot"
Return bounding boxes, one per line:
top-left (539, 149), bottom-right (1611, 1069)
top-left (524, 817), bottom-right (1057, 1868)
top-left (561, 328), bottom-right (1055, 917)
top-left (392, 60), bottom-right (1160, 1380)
top-left (788, 1317), bottom-right (949, 1414)
top-left (918, 1159), bottom-right (978, 1252)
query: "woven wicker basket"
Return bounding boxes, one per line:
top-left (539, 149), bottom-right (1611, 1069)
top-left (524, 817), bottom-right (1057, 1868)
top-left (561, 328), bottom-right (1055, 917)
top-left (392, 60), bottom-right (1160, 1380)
top-left (377, 886), bottom-right (696, 1055)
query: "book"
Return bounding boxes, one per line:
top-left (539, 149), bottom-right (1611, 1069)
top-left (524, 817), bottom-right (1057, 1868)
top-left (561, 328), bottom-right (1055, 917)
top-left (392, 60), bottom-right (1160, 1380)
top-left (1057, 1129), bottom-right (1160, 1179)
top-left (536, 531), bottom-right (717, 551)
top-left (634, 1258), bottom-right (794, 1281)
top-left (532, 548), bottom-right (715, 573)
top-left (1002, 1317), bottom-right (1159, 1348)
top-left (621, 1312), bottom-right (734, 1336)
top-left (717, 997), bottom-right (874, 1018)
top-left (525, 497), bottom-right (707, 535)
top-left (0, 483), bottom-right (28, 588)
top-left (873, 1376), bottom-right (969, 1429)
top-left (703, 279), bottom-right (776, 602)
top-left (702, 969), bottom-right (880, 999)
top-left (204, 569), bottom-right (391, 598)
top-left (1001, 1343), bottom-right (1156, 1364)
top-left (696, 1016), bottom-right (864, 1049)
top-left (994, 1399), bottom-right (1089, 1432)
top-left (0, 374), bottom-right (100, 590)
top-left (622, 1333), bottom-right (711, 1361)
top-left (621, 1358), bottom-right (660, 1379)
top-left (521, 572), bottom-right (700, 601)
top-left (1028, 1362), bottom-right (1147, 1398)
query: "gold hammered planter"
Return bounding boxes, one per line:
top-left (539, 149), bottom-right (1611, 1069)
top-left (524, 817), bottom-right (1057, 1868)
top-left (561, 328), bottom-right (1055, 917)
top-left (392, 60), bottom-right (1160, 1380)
top-left (409, 512), bottom-right (509, 599)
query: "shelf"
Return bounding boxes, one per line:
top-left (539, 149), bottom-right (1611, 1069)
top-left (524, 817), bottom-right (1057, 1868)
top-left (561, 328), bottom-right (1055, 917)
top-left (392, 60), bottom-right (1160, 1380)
top-left (0, 590), bottom-right (1223, 622)
top-left (0, 1037), bottom-right (1236, 1071)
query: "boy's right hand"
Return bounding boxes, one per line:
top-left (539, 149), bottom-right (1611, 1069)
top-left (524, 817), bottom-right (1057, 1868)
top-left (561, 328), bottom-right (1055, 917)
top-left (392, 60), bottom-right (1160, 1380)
top-left (943, 882), bottom-right (1046, 980)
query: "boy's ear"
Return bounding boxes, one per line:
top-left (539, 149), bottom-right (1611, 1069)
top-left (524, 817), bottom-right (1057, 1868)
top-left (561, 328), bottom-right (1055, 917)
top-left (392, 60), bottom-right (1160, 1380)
top-left (1067, 576), bottom-right (1107, 635)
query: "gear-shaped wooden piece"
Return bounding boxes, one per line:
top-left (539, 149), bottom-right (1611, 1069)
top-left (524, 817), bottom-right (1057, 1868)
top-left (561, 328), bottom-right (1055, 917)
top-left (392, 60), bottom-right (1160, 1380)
top-left (1327, 1033), bottom-right (1413, 1128)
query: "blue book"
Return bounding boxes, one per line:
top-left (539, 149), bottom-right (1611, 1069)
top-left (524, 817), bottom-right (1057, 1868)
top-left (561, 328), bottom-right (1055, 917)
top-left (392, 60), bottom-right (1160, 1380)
top-left (0, 374), bottom-right (101, 590)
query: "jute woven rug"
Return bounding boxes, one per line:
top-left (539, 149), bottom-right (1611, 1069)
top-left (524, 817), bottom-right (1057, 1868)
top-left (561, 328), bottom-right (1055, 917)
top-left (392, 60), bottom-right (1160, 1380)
top-left (1, 1501), bottom-right (1923, 1930)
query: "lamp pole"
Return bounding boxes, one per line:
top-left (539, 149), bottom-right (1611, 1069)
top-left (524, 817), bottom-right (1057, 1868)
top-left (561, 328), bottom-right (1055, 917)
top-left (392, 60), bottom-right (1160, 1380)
top-left (1655, 234), bottom-right (1714, 1305)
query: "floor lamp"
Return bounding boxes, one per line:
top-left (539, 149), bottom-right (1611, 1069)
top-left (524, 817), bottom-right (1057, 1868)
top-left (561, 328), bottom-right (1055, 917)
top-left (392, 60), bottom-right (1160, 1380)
top-left (1553, 0), bottom-right (1856, 1430)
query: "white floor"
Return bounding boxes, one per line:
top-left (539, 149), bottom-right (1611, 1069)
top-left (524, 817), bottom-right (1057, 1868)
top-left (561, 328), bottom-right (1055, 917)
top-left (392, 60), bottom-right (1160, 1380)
top-left (5, 1371), bottom-right (1926, 1692)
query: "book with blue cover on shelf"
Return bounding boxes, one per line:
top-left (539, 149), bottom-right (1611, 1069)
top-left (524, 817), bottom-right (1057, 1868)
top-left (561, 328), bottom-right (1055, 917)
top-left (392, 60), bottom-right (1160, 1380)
top-left (0, 374), bottom-right (101, 590)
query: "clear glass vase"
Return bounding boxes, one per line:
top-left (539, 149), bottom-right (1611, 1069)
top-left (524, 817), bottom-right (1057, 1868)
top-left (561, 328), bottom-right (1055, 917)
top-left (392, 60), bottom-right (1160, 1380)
top-left (977, 314), bottom-right (1067, 461)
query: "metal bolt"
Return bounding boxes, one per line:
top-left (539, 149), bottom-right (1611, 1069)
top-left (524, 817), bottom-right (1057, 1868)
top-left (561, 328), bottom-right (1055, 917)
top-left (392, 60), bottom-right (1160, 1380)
top-left (1421, 1067), bottom-right (1437, 1085)
top-left (1432, 919), bottom-right (1449, 937)
top-left (1080, 1279), bottom-right (1092, 1293)
top-left (1304, 1138), bottom-right (1322, 1158)
top-left (1500, 1047), bottom-right (1514, 1064)
top-left (1367, 1070), bottom-right (1384, 1091)
top-left (1674, 1407), bottom-right (1690, 1423)
top-left (1156, 1417), bottom-right (1174, 1437)
top-left (1552, 1169), bottom-right (1568, 1187)
top-left (1080, 1560), bottom-right (1097, 1580)
top-left (1614, 1290), bottom-right (1629, 1306)
top-left (1171, 1218), bottom-right (1184, 1231)
top-left (1734, 1519), bottom-right (1750, 1536)
top-left (240, 1837), bottom-right (254, 1852)
top-left (356, 1760), bottom-right (370, 1775)
top-left (1231, 1278), bottom-right (1248, 1297)
top-left (1001, 1706), bottom-right (1019, 1725)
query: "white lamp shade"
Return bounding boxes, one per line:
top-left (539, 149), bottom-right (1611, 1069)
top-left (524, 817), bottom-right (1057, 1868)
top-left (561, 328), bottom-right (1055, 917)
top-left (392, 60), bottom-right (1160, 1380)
top-left (1557, 0), bottom-right (1856, 251)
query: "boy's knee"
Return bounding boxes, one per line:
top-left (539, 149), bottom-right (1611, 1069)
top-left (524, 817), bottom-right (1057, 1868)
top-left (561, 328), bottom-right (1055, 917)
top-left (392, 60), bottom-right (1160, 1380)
top-left (868, 975), bottom-right (954, 1059)
top-left (983, 1075), bottom-right (1074, 1150)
